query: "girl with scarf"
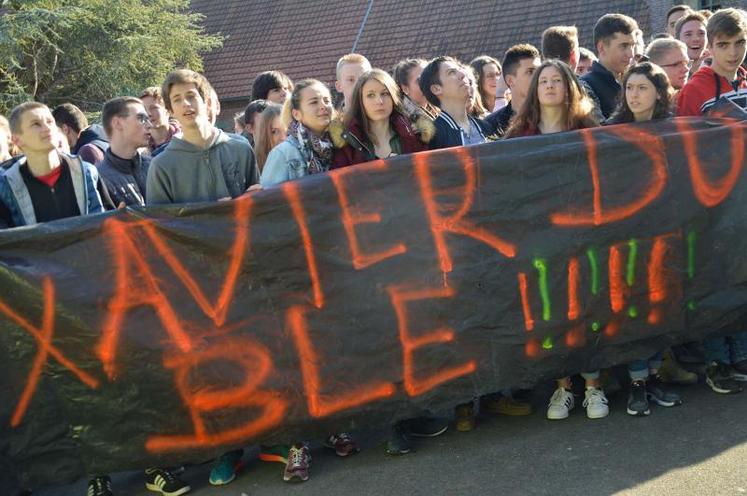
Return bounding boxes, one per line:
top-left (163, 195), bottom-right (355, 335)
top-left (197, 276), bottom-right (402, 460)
top-left (257, 80), bottom-right (358, 483)
top-left (260, 79), bottom-right (335, 186)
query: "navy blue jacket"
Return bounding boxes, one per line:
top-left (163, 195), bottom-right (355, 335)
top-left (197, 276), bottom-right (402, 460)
top-left (485, 102), bottom-right (515, 138)
top-left (72, 125), bottom-right (109, 155)
top-left (98, 149), bottom-right (151, 206)
top-left (580, 61), bottom-right (621, 120)
top-left (429, 110), bottom-right (491, 150)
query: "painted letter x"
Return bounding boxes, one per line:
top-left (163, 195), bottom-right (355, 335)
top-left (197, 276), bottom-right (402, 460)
top-left (0, 277), bottom-right (99, 427)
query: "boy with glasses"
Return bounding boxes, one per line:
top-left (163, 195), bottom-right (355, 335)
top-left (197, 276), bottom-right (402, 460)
top-left (88, 98), bottom-right (192, 496)
top-left (646, 38), bottom-right (691, 90)
top-left (97, 97), bottom-right (155, 207)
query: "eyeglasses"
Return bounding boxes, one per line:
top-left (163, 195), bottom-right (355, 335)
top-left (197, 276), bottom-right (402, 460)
top-left (132, 112), bottom-right (151, 124)
top-left (658, 60), bottom-right (693, 69)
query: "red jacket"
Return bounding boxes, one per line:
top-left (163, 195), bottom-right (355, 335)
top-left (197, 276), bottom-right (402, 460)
top-left (676, 65), bottom-right (747, 116)
top-left (330, 112), bottom-right (433, 169)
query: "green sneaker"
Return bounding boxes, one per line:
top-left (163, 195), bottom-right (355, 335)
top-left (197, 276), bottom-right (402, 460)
top-left (209, 449), bottom-right (242, 486)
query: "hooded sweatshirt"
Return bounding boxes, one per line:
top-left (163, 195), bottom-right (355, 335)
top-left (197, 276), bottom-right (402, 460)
top-left (677, 65), bottom-right (747, 116)
top-left (146, 129), bottom-right (259, 205)
top-left (72, 124), bottom-right (109, 166)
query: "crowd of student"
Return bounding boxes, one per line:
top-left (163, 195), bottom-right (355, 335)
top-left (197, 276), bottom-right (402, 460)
top-left (2, 5), bottom-right (747, 496)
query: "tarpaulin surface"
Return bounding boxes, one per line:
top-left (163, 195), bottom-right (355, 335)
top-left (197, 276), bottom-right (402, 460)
top-left (1, 108), bottom-right (746, 491)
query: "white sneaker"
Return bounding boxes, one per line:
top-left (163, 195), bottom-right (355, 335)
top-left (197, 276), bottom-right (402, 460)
top-left (547, 387), bottom-right (574, 419)
top-left (583, 387), bottom-right (609, 419)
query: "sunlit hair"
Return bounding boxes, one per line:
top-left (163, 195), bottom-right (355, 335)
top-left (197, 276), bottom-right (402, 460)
top-left (505, 59), bottom-right (597, 137)
top-left (161, 69), bottom-right (211, 113)
top-left (593, 13), bottom-right (639, 47)
top-left (336, 53), bottom-right (372, 80)
top-left (608, 62), bottom-right (674, 124)
top-left (102, 96), bottom-right (144, 136)
top-left (392, 58), bottom-right (426, 90)
top-left (465, 66), bottom-right (489, 117)
top-left (51, 103), bottom-right (87, 134)
top-left (139, 86), bottom-right (164, 105)
top-left (542, 26), bottom-right (579, 64)
top-left (419, 56), bottom-right (461, 107)
top-left (645, 38), bottom-right (687, 63)
top-left (706, 8), bottom-right (747, 42)
top-left (469, 55), bottom-right (502, 109)
top-left (10, 102), bottom-right (49, 135)
top-left (254, 103), bottom-right (283, 171)
top-left (344, 68), bottom-right (406, 146)
top-left (502, 44), bottom-right (540, 76)
top-left (281, 79), bottom-right (332, 127)
top-left (674, 11), bottom-right (706, 40)
top-left (699, 9), bottom-right (713, 21)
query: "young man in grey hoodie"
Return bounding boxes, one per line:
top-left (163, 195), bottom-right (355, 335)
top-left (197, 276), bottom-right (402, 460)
top-left (145, 68), bottom-right (260, 488)
top-left (146, 69), bottom-right (259, 205)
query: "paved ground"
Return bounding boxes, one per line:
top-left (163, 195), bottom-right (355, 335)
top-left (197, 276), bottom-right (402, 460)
top-left (44, 374), bottom-right (747, 496)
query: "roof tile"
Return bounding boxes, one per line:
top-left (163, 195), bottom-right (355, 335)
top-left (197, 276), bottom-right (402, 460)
top-left (191, 0), bottom-right (654, 101)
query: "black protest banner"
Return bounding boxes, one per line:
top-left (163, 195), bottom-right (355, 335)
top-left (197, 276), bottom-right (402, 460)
top-left (1, 109), bottom-right (746, 491)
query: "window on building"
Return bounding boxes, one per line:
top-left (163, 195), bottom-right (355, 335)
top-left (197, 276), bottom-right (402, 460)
top-left (700, 0), bottom-right (721, 10)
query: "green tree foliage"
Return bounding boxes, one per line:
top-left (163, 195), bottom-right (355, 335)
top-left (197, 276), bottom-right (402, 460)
top-left (0, 0), bottom-right (222, 114)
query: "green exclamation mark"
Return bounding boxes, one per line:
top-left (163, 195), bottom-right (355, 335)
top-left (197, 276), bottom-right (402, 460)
top-left (626, 239), bottom-right (638, 286)
top-left (586, 248), bottom-right (599, 296)
top-left (534, 258), bottom-right (551, 321)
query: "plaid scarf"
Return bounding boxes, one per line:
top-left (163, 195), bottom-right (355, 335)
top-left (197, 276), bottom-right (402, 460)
top-left (288, 120), bottom-right (333, 174)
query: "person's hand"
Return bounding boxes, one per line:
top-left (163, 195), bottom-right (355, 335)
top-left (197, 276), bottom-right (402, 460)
top-left (246, 183), bottom-right (262, 192)
top-left (117, 201), bottom-right (126, 210)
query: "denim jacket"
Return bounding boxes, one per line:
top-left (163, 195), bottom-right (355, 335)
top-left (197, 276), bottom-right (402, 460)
top-left (260, 135), bottom-right (319, 187)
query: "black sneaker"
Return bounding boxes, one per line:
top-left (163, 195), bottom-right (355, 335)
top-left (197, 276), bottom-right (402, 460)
top-left (647, 374), bottom-right (683, 407)
top-left (144, 468), bottom-right (191, 496)
top-left (729, 359), bottom-right (747, 381)
top-left (87, 476), bottom-right (113, 496)
top-left (385, 423), bottom-right (411, 455)
top-left (405, 416), bottom-right (449, 437)
top-left (705, 363), bottom-right (743, 394)
top-left (626, 380), bottom-right (650, 416)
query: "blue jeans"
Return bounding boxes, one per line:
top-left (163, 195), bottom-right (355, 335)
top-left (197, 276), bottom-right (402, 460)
top-left (580, 370), bottom-right (600, 380)
top-left (703, 331), bottom-right (747, 364)
top-left (628, 352), bottom-right (664, 381)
